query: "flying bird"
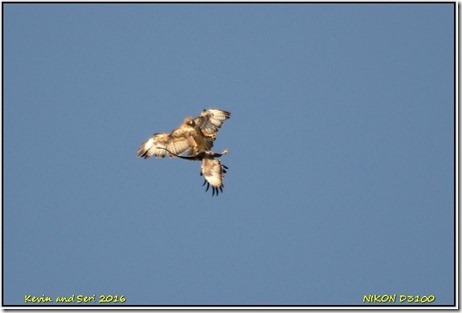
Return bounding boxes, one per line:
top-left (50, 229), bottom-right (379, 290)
top-left (162, 148), bottom-right (229, 196)
top-left (137, 108), bottom-right (231, 195)
top-left (137, 108), bottom-right (230, 159)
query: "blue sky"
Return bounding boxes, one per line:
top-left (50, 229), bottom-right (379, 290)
top-left (3, 3), bottom-right (455, 307)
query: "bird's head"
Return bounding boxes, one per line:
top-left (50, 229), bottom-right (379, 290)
top-left (183, 116), bottom-right (195, 126)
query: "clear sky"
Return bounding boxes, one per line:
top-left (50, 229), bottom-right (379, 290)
top-left (3, 3), bottom-right (455, 307)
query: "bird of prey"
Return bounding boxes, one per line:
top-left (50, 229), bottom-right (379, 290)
top-left (163, 149), bottom-right (229, 196)
top-left (137, 108), bottom-right (230, 159)
top-left (137, 108), bottom-right (231, 195)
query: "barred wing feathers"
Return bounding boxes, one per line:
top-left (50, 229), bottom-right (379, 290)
top-left (195, 109), bottom-right (231, 139)
top-left (137, 119), bottom-right (197, 159)
top-left (158, 149), bottom-right (229, 196)
top-left (137, 132), bottom-right (196, 158)
top-left (200, 153), bottom-right (228, 196)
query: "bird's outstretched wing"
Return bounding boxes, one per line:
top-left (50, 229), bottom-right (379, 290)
top-left (194, 109), bottom-right (231, 140)
top-left (137, 118), bottom-right (197, 158)
top-left (137, 132), bottom-right (194, 158)
top-left (200, 154), bottom-right (228, 196)
top-left (158, 148), bottom-right (229, 196)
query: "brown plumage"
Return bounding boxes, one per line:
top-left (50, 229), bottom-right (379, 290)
top-left (165, 149), bottom-right (229, 196)
top-left (137, 108), bottom-right (231, 195)
top-left (137, 109), bottom-right (230, 159)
